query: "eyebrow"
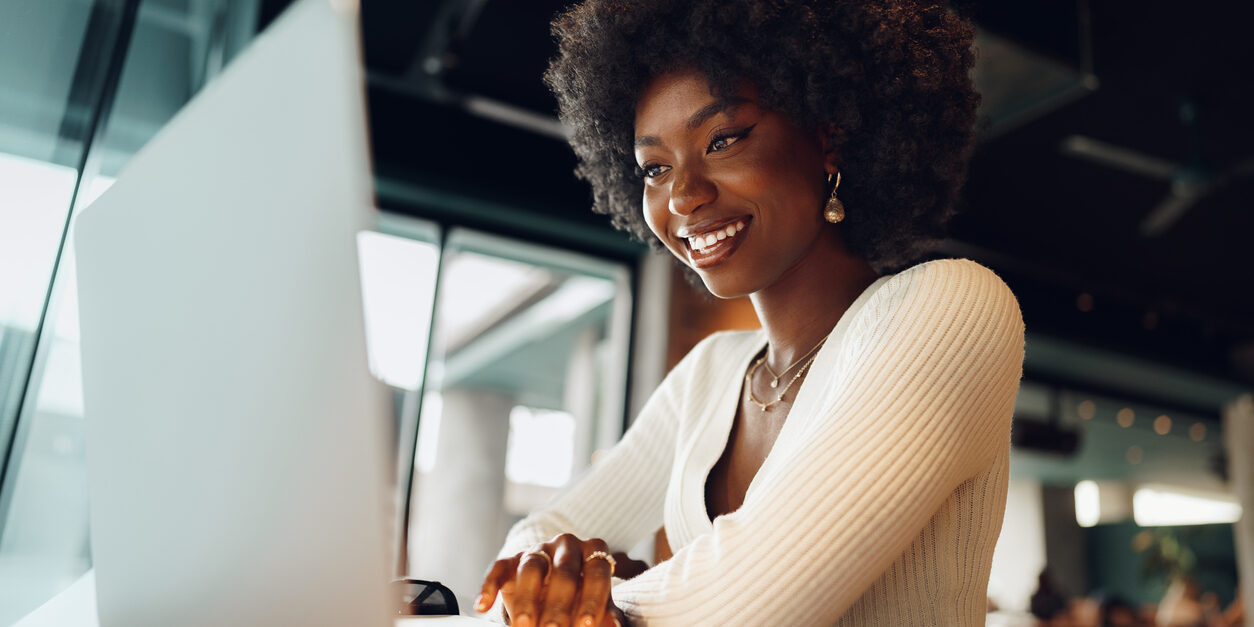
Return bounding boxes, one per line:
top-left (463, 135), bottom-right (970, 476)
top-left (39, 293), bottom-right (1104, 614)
top-left (634, 97), bottom-right (749, 148)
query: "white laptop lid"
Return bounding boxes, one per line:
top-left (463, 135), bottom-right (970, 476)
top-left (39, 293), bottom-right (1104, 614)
top-left (73, 0), bottom-right (393, 625)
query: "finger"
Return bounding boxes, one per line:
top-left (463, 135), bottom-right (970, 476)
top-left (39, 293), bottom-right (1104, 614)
top-left (477, 555), bottom-right (519, 612)
top-left (539, 534), bottom-right (584, 627)
top-left (601, 603), bottom-right (625, 627)
top-left (512, 550), bottom-right (552, 627)
top-left (574, 539), bottom-right (612, 627)
top-left (501, 581), bottom-right (516, 622)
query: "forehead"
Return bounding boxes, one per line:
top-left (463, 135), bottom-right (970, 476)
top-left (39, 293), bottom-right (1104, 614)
top-left (634, 70), bottom-right (757, 134)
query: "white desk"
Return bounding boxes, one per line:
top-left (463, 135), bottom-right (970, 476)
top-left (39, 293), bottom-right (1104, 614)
top-left (16, 571), bottom-right (496, 627)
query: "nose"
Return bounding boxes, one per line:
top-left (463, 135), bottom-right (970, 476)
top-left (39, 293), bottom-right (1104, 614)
top-left (668, 164), bottom-right (717, 216)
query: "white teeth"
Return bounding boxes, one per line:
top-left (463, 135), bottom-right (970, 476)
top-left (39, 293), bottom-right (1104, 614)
top-left (687, 220), bottom-right (748, 251)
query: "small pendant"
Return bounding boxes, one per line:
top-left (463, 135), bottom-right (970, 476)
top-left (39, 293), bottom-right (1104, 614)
top-left (770, 378), bottom-right (779, 389)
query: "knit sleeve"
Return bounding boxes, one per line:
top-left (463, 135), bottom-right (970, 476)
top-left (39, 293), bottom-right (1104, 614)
top-left (484, 333), bottom-right (715, 621)
top-left (609, 259), bottom-right (1025, 625)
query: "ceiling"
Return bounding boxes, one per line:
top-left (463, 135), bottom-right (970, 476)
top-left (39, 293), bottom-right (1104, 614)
top-left (325, 0), bottom-right (1254, 411)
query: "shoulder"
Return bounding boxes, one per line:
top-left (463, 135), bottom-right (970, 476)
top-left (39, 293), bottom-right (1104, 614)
top-left (849, 258), bottom-right (1024, 363)
top-left (880, 257), bottom-right (1016, 306)
top-left (866, 258), bottom-right (1021, 326)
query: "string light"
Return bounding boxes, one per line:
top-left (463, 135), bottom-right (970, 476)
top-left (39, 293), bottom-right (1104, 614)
top-left (1076, 293), bottom-right (1094, 312)
top-left (1116, 408), bottom-right (1135, 428)
top-left (1189, 423), bottom-right (1207, 442)
top-left (1077, 400), bottom-right (1096, 420)
top-left (1153, 415), bottom-right (1172, 435)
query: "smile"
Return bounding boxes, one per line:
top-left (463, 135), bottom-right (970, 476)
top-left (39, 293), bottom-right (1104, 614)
top-left (684, 219), bottom-right (749, 269)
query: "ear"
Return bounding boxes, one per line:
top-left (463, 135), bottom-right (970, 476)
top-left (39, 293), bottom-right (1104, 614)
top-left (817, 123), bottom-right (843, 175)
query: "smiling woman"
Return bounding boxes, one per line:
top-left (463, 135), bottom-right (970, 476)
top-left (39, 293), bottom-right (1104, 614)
top-left (633, 73), bottom-right (840, 299)
top-left (476, 2), bottom-right (1025, 626)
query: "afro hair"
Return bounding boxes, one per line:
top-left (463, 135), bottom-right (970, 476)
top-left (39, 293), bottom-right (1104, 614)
top-left (544, 0), bottom-right (981, 273)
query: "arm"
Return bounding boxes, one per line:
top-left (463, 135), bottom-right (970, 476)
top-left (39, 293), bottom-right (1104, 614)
top-left (482, 333), bottom-right (725, 621)
top-left (610, 259), bottom-right (1025, 625)
top-left (493, 350), bottom-right (689, 559)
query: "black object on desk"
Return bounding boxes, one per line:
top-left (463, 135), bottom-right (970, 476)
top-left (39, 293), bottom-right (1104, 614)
top-left (395, 579), bottom-right (460, 616)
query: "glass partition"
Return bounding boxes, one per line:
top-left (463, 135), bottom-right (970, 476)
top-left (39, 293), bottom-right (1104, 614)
top-left (0, 1), bottom-right (260, 621)
top-left (403, 228), bottom-right (633, 610)
top-left (360, 213), bottom-right (442, 572)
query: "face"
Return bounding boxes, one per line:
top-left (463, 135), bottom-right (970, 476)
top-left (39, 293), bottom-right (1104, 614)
top-left (633, 69), bottom-right (837, 298)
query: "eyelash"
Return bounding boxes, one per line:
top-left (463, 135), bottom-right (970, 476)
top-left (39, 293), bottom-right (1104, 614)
top-left (707, 125), bottom-right (754, 154)
top-left (640, 124), bottom-right (756, 180)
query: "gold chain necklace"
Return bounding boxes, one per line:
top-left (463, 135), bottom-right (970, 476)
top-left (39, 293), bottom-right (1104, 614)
top-left (745, 352), bottom-right (819, 412)
top-left (760, 335), bottom-right (829, 389)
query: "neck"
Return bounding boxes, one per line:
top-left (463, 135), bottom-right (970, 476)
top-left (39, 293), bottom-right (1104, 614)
top-left (748, 229), bottom-right (880, 371)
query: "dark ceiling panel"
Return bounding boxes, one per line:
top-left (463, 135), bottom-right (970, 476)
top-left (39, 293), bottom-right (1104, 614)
top-left (358, 0), bottom-right (1254, 386)
top-left (360, 0), bottom-right (441, 74)
top-left (438, 0), bottom-right (564, 114)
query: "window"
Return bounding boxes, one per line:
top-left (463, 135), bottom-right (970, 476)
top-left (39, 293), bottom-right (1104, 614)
top-left (402, 228), bottom-right (633, 611)
top-left (0, 1), bottom-right (260, 621)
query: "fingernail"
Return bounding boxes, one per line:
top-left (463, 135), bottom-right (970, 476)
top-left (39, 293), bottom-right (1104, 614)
top-left (580, 615), bottom-right (595, 627)
top-left (474, 595), bottom-right (488, 611)
top-left (613, 617), bottom-right (623, 627)
top-left (515, 615), bottom-right (532, 627)
top-left (544, 622), bottom-right (560, 627)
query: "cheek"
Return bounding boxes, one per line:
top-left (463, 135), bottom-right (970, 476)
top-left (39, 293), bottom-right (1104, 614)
top-left (733, 129), bottom-right (826, 205)
top-left (640, 187), bottom-right (667, 235)
top-left (719, 152), bottom-right (806, 208)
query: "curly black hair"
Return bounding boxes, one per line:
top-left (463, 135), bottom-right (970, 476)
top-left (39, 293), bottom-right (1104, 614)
top-left (544, 0), bottom-right (980, 273)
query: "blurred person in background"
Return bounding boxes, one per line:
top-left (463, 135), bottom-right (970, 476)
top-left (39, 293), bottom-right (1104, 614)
top-left (475, 1), bottom-right (1025, 625)
top-left (1098, 595), bottom-right (1145, 627)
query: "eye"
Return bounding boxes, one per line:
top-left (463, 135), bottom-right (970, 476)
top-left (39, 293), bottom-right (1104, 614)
top-left (640, 163), bottom-right (670, 179)
top-left (707, 124), bottom-right (755, 154)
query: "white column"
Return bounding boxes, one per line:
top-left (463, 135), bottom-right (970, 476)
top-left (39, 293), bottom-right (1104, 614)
top-left (626, 252), bottom-right (671, 428)
top-left (410, 387), bottom-right (513, 610)
top-left (1224, 393), bottom-right (1254, 617)
top-left (988, 479), bottom-right (1047, 612)
top-left (566, 326), bottom-right (599, 475)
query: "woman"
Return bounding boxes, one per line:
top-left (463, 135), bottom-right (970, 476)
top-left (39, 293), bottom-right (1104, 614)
top-left (476, 1), bottom-right (1024, 625)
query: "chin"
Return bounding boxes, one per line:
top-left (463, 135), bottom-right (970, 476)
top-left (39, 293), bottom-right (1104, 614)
top-left (694, 271), bottom-right (758, 300)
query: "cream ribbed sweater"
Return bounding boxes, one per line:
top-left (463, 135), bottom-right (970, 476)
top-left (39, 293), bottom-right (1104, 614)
top-left (491, 258), bottom-right (1025, 626)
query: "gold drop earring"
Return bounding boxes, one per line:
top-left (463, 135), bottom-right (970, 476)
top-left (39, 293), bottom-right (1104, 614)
top-left (824, 171), bottom-right (845, 224)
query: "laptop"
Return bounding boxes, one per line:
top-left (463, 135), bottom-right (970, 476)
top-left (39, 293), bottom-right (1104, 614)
top-left (73, 0), bottom-right (491, 624)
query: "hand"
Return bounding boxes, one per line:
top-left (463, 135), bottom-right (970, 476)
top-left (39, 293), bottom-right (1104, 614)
top-left (608, 552), bottom-right (649, 581)
top-left (477, 533), bottom-right (630, 627)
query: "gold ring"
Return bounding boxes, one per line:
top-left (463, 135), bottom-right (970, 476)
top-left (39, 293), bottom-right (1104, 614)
top-left (523, 550), bottom-right (552, 571)
top-left (585, 550), bottom-right (616, 576)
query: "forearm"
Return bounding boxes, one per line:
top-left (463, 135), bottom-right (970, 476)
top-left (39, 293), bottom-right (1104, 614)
top-left (611, 260), bottom-right (1025, 624)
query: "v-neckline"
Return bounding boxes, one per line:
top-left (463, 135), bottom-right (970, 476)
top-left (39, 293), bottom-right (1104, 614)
top-left (688, 273), bottom-right (895, 533)
top-left (701, 333), bottom-right (769, 523)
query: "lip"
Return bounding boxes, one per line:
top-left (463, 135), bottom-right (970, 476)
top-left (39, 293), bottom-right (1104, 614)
top-left (676, 216), bottom-right (751, 239)
top-left (684, 218), bottom-right (750, 270)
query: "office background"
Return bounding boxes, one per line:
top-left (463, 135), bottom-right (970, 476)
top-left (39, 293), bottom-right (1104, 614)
top-left (1, 0), bottom-right (1252, 624)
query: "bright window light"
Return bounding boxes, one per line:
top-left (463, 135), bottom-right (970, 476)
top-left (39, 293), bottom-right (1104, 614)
top-left (0, 152), bottom-right (78, 332)
top-left (1132, 485), bottom-right (1242, 526)
top-left (438, 253), bottom-right (551, 348)
top-left (415, 393), bottom-right (443, 473)
top-left (1074, 480), bottom-right (1100, 527)
top-left (356, 231), bottom-right (438, 390)
top-left (505, 406), bottom-right (575, 487)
